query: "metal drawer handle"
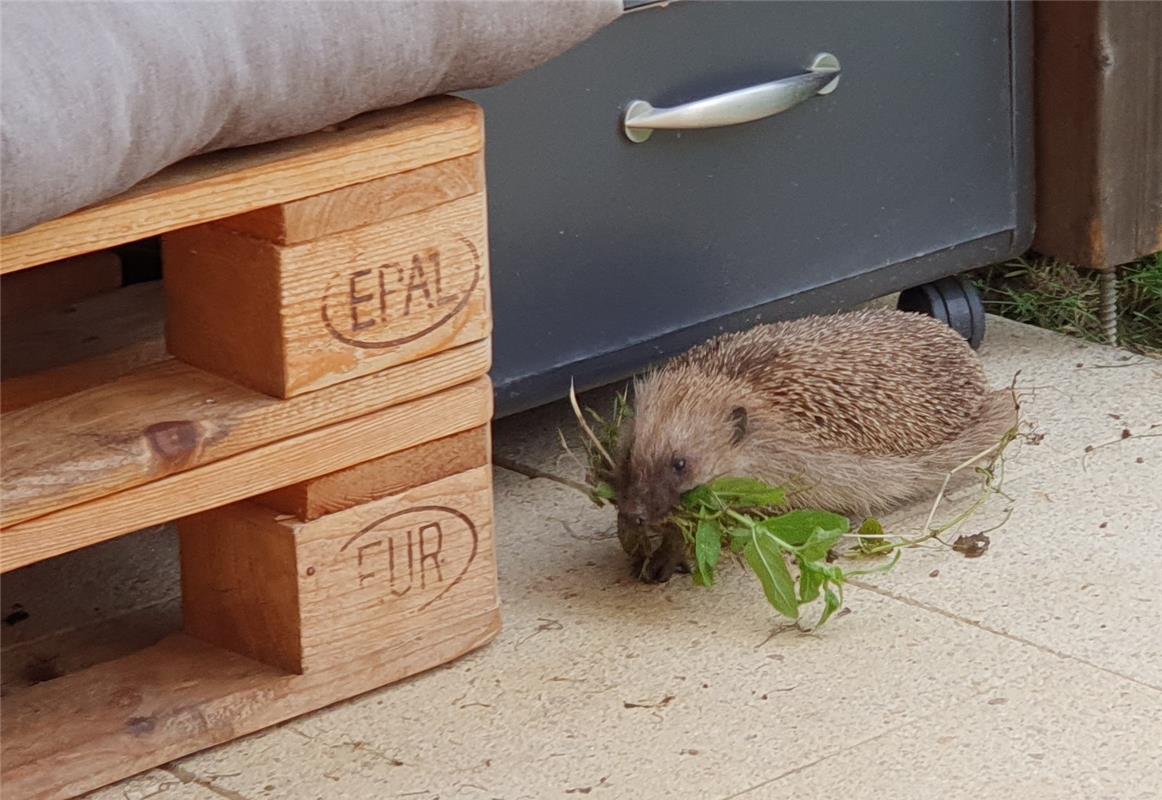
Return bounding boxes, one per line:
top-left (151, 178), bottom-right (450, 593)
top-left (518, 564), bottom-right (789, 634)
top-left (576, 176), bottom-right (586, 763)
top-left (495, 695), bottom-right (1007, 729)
top-left (622, 53), bottom-right (840, 143)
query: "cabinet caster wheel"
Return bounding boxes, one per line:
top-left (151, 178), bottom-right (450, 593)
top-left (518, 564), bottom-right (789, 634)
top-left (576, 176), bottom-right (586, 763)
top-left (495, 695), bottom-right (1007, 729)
top-left (897, 275), bottom-right (986, 350)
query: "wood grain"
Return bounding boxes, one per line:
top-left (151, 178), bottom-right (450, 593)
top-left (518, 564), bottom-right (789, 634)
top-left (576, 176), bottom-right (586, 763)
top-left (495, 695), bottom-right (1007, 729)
top-left (257, 425), bottom-right (491, 520)
top-left (164, 192), bottom-right (491, 397)
top-left (182, 465), bottom-right (497, 674)
top-left (216, 153), bottom-right (484, 245)
top-left (1034, 1), bottom-right (1162, 268)
top-left (0, 376), bottom-right (493, 571)
top-left (295, 465), bottom-right (496, 673)
top-left (0, 281), bottom-right (166, 412)
top-left (0, 251), bottom-right (121, 316)
top-left (181, 506), bottom-right (303, 673)
top-left (0, 339), bottom-right (167, 415)
top-left (0, 96), bottom-right (483, 274)
top-left (1, 281), bottom-right (161, 381)
top-left (0, 610), bottom-right (501, 800)
top-left (0, 336), bottom-right (489, 531)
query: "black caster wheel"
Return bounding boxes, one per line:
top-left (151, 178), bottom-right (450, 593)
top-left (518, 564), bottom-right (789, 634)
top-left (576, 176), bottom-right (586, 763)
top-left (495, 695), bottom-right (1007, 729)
top-left (897, 275), bottom-right (986, 350)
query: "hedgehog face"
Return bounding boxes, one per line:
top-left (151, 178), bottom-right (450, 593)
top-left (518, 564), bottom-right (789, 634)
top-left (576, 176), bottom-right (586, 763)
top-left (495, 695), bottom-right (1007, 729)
top-left (617, 371), bottom-right (750, 527)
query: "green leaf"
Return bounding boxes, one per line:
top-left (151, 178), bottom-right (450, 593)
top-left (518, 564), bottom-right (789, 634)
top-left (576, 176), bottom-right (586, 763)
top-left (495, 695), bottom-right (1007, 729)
top-left (802, 559), bottom-right (846, 584)
top-left (799, 526), bottom-right (845, 562)
top-left (728, 526), bottom-right (752, 554)
top-left (680, 484), bottom-right (719, 511)
top-left (845, 548), bottom-right (903, 577)
top-left (759, 511), bottom-right (849, 547)
top-left (817, 588), bottom-right (843, 628)
top-left (744, 537), bottom-right (799, 619)
top-left (798, 558), bottom-right (822, 603)
top-left (592, 482), bottom-right (616, 501)
top-left (855, 518), bottom-right (889, 554)
top-left (694, 519), bottom-right (722, 586)
top-left (706, 477), bottom-right (786, 507)
top-left (856, 537), bottom-right (895, 556)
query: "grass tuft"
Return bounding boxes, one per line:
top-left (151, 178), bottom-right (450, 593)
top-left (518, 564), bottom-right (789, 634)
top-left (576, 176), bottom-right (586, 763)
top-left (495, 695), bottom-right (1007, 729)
top-left (973, 252), bottom-right (1162, 355)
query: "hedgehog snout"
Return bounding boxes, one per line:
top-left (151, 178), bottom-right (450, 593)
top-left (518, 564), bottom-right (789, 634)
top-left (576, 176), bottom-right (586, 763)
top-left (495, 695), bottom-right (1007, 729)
top-left (620, 483), bottom-right (680, 527)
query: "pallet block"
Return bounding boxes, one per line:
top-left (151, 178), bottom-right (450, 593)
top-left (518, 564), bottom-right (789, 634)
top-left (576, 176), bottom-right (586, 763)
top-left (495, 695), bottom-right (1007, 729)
top-left (182, 455), bottom-right (496, 674)
top-left (164, 156), bottom-right (489, 398)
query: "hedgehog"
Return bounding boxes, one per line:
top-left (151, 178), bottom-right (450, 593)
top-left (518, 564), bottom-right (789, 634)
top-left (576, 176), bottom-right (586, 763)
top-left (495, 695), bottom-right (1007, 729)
top-left (614, 308), bottom-right (1017, 582)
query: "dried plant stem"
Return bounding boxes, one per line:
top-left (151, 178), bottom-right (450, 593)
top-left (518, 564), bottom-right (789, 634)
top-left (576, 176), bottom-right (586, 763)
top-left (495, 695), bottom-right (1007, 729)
top-left (921, 441), bottom-right (1007, 535)
top-left (840, 426), bottom-right (1016, 554)
top-left (493, 455), bottom-right (601, 499)
top-left (556, 428), bottom-right (589, 474)
top-left (1081, 424), bottom-right (1162, 470)
top-left (569, 380), bottom-right (614, 469)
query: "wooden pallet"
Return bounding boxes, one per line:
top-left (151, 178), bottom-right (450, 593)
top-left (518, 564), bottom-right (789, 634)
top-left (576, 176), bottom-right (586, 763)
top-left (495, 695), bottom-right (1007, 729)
top-left (0, 96), bottom-right (500, 800)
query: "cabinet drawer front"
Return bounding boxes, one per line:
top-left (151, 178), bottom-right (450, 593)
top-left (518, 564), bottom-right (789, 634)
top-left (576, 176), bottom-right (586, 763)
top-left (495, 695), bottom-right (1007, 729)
top-left (466, 0), bottom-right (1026, 409)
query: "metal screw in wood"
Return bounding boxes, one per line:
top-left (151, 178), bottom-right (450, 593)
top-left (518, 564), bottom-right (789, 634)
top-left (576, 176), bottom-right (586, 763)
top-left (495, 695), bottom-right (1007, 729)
top-left (1099, 267), bottom-right (1119, 346)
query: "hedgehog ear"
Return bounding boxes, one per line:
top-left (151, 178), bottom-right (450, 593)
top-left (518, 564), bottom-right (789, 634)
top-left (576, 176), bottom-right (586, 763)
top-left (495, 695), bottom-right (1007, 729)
top-left (729, 406), bottom-right (748, 446)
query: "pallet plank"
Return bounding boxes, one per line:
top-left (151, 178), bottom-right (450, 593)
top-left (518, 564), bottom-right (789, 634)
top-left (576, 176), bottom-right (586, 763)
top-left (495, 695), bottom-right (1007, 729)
top-left (1, 281), bottom-right (161, 382)
top-left (0, 611), bottom-right (500, 800)
top-left (0, 96), bottom-right (482, 274)
top-left (0, 335), bottom-right (489, 531)
top-left (0, 251), bottom-right (122, 316)
top-left (0, 282), bottom-right (166, 412)
top-left (216, 152), bottom-right (484, 245)
top-left (257, 425), bottom-right (491, 520)
top-left (0, 376), bottom-right (493, 571)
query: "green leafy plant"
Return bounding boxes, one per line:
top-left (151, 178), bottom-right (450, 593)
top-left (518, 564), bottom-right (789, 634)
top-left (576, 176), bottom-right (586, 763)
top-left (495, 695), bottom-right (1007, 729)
top-left (565, 383), bottom-right (1016, 630)
top-left (675, 478), bottom-right (862, 628)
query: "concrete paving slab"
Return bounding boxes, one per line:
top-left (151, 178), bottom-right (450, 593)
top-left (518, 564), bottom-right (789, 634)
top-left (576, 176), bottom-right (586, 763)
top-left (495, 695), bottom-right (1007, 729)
top-left (980, 316), bottom-right (1161, 472)
top-left (729, 656), bottom-right (1162, 800)
top-left (853, 453), bottom-right (1162, 688)
top-left (82, 769), bottom-right (225, 800)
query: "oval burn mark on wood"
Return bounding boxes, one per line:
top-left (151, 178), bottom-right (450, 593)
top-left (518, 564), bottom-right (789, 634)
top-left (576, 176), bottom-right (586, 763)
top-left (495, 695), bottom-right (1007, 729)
top-left (340, 505), bottom-right (478, 611)
top-left (320, 236), bottom-right (481, 349)
top-left (144, 420), bottom-right (203, 470)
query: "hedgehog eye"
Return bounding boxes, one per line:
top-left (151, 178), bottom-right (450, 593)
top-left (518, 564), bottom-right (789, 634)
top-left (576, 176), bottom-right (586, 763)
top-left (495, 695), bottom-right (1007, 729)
top-left (672, 457), bottom-right (686, 474)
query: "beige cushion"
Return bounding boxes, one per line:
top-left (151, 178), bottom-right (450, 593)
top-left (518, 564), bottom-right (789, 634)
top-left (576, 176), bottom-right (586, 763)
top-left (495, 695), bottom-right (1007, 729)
top-left (0, 1), bottom-right (620, 234)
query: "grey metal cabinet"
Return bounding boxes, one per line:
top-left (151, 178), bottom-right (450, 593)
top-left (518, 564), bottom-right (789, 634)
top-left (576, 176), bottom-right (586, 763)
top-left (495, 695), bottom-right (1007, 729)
top-left (463, 0), bottom-right (1032, 416)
